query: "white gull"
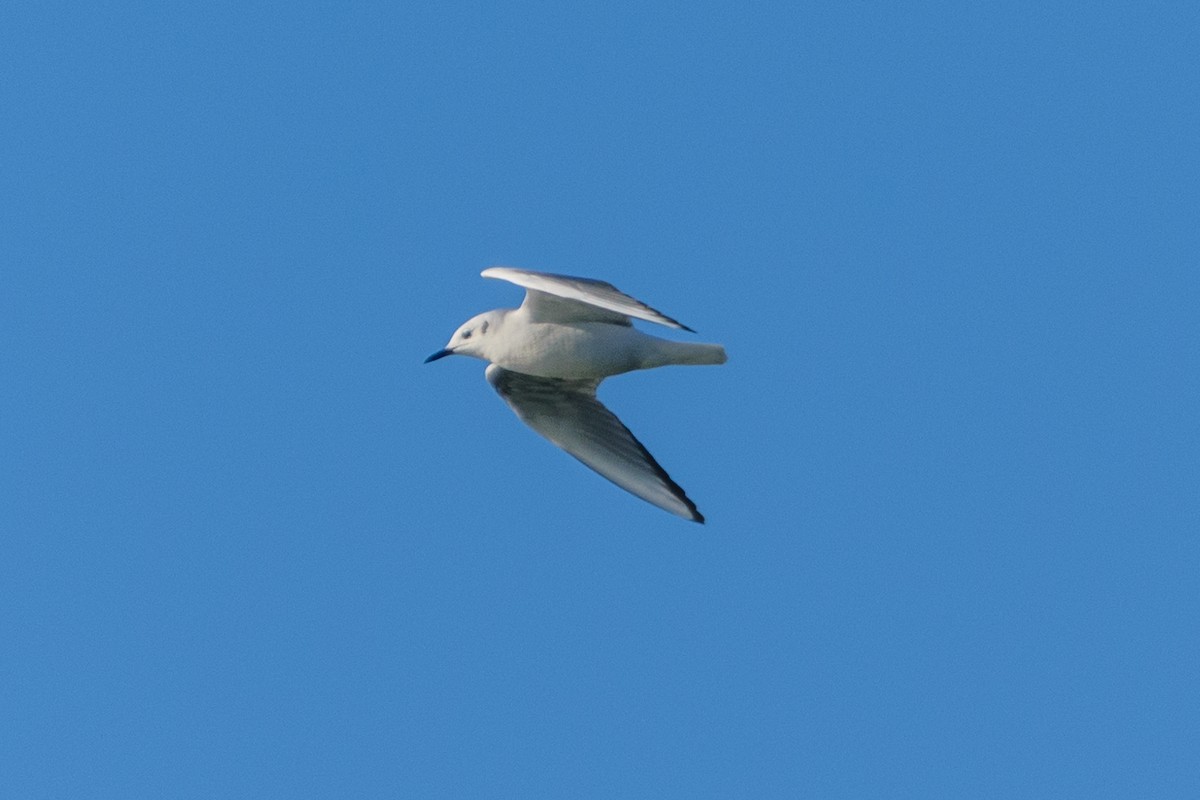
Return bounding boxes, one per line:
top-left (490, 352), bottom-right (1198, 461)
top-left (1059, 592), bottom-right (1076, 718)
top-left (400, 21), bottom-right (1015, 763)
top-left (425, 267), bottom-right (727, 523)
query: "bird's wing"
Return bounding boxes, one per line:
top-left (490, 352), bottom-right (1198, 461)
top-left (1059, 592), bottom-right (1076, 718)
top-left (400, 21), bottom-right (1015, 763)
top-left (481, 267), bottom-right (695, 331)
top-left (486, 365), bottom-right (704, 522)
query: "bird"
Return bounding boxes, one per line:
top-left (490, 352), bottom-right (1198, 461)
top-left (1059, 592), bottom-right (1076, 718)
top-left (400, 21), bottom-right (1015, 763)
top-left (424, 267), bottom-right (727, 523)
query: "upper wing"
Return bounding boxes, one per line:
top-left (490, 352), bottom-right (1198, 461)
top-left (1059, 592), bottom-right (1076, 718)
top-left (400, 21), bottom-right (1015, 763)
top-left (486, 365), bottom-right (704, 523)
top-left (481, 267), bottom-right (696, 331)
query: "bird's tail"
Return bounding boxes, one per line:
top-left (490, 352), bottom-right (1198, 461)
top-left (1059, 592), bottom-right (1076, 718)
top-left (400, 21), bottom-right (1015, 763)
top-left (645, 340), bottom-right (727, 368)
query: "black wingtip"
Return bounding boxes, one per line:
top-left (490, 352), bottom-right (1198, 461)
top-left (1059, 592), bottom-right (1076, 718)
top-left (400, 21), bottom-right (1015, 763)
top-left (617, 419), bottom-right (705, 524)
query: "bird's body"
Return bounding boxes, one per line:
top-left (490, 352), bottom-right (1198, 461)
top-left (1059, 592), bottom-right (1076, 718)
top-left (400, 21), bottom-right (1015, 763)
top-left (473, 309), bottom-right (725, 379)
top-left (425, 267), bottom-right (726, 522)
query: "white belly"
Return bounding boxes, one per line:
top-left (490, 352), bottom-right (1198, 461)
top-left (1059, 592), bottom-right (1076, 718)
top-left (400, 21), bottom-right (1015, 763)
top-left (493, 322), bottom-right (649, 379)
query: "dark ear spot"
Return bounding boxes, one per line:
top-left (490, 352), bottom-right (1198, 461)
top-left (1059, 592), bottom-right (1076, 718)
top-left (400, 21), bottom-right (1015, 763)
top-left (480, 320), bottom-right (489, 334)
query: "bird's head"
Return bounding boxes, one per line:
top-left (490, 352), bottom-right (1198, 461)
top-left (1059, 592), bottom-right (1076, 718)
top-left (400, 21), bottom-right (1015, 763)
top-left (424, 310), bottom-right (502, 363)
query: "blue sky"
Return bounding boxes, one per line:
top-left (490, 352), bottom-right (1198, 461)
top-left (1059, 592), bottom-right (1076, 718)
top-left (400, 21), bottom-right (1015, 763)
top-left (2, 1), bottom-right (1197, 796)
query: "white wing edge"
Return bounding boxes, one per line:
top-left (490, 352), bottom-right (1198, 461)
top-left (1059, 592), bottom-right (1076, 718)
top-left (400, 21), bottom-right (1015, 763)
top-left (482, 267), bottom-right (696, 332)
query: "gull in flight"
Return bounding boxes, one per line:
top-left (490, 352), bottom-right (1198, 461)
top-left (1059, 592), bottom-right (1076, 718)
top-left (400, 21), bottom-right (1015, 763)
top-left (425, 267), bottom-right (727, 523)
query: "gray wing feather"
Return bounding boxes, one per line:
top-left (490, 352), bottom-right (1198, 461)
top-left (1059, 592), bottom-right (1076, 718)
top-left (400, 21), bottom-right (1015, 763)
top-left (486, 365), bottom-right (704, 522)
top-left (481, 267), bottom-right (696, 332)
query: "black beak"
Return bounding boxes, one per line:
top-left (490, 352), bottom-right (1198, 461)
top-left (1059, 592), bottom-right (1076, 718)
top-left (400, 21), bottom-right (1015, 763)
top-left (424, 348), bottom-right (454, 363)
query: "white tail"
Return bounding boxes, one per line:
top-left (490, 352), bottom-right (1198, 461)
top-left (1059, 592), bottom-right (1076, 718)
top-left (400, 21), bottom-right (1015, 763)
top-left (643, 340), bottom-right (727, 368)
top-left (682, 342), bottom-right (727, 365)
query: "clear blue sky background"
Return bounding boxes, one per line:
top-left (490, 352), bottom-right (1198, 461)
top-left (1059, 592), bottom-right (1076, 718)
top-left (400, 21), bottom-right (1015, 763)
top-left (2, 1), bottom-right (1197, 797)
